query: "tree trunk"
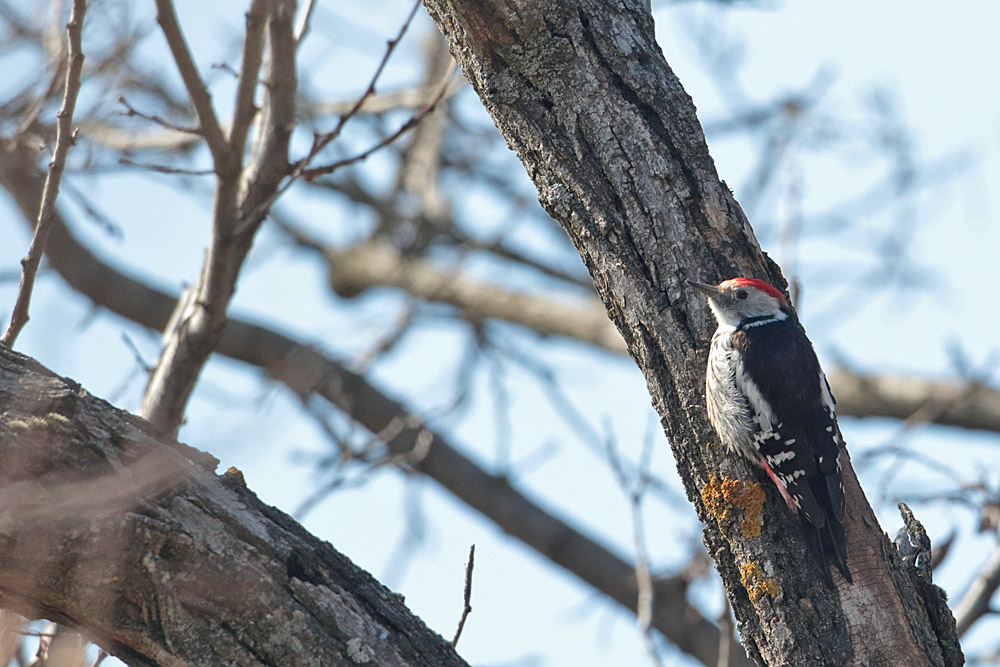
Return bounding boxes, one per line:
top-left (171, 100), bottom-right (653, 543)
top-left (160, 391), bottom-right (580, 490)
top-left (422, 0), bottom-right (961, 664)
top-left (0, 346), bottom-right (467, 667)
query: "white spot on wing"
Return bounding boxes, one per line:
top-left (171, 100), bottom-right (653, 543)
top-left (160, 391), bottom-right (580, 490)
top-left (767, 450), bottom-right (796, 465)
top-left (819, 373), bottom-right (837, 413)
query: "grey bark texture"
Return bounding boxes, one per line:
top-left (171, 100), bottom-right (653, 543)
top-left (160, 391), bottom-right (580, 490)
top-left (0, 346), bottom-right (468, 667)
top-left (421, 0), bottom-right (962, 665)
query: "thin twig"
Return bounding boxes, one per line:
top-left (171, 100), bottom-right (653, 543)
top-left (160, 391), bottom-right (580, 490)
top-left (305, 77), bottom-right (465, 116)
top-left (306, 0), bottom-right (422, 158)
top-left (221, 3), bottom-right (442, 239)
top-left (352, 299), bottom-right (421, 372)
top-left (117, 95), bottom-right (199, 134)
top-left (1, 0), bottom-right (88, 348)
top-left (117, 156), bottom-right (213, 176)
top-left (603, 423), bottom-right (664, 667)
top-left (451, 544), bottom-right (475, 647)
top-left (303, 66), bottom-right (455, 180)
top-left (233, 65), bottom-right (456, 241)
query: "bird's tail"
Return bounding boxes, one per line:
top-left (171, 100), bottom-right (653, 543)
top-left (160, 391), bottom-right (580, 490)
top-left (802, 513), bottom-right (851, 585)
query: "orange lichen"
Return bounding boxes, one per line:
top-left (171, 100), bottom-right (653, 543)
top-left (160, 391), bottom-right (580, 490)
top-left (699, 474), bottom-right (766, 538)
top-left (740, 562), bottom-right (779, 602)
top-left (700, 474), bottom-right (730, 520)
top-left (224, 466), bottom-right (247, 487)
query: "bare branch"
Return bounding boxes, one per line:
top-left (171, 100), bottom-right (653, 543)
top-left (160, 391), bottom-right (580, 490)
top-left (322, 241), bottom-right (626, 352)
top-left (82, 122), bottom-right (202, 152)
top-left (392, 33), bottom-right (453, 230)
top-left (85, 79), bottom-right (468, 156)
top-left (116, 95), bottom-right (199, 134)
top-left (305, 77), bottom-right (467, 116)
top-left (153, 0), bottom-right (232, 170)
top-left (294, 0), bottom-right (318, 47)
top-left (305, 0), bottom-right (422, 159)
top-left (829, 368), bottom-right (1000, 434)
top-left (952, 540), bottom-right (1000, 636)
top-left (451, 544), bottom-right (475, 647)
top-left (1, 0), bottom-right (87, 348)
top-left (228, 0), bottom-right (268, 157)
top-left (116, 156), bottom-right (213, 175)
top-left (238, 0), bottom-right (297, 216)
top-left (141, 0), bottom-right (297, 434)
top-left (625, 434), bottom-right (665, 667)
top-left (302, 69), bottom-right (454, 180)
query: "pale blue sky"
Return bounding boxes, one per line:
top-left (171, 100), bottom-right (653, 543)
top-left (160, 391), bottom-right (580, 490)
top-left (2, 1), bottom-right (1000, 665)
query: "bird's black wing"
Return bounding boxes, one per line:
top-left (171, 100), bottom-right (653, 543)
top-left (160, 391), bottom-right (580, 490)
top-left (736, 317), bottom-right (850, 581)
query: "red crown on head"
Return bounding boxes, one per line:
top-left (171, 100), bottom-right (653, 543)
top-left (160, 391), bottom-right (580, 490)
top-left (727, 277), bottom-right (786, 303)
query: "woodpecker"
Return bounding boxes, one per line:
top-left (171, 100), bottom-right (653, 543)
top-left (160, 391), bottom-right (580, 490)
top-left (688, 276), bottom-right (851, 584)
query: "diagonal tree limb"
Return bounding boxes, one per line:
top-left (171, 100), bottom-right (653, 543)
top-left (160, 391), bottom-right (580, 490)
top-left (0, 345), bottom-right (470, 667)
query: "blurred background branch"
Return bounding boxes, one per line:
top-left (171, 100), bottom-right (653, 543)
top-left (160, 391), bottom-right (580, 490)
top-left (0, 0), bottom-right (998, 664)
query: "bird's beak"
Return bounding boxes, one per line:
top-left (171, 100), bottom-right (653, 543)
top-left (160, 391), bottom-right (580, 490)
top-left (686, 279), bottom-right (720, 299)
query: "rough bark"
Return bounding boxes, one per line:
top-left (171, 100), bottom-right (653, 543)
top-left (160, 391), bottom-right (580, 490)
top-left (422, 0), bottom-right (960, 664)
top-left (0, 346), bottom-right (468, 667)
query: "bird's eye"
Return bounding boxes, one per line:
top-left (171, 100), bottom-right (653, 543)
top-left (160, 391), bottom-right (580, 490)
top-left (736, 290), bottom-right (749, 300)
